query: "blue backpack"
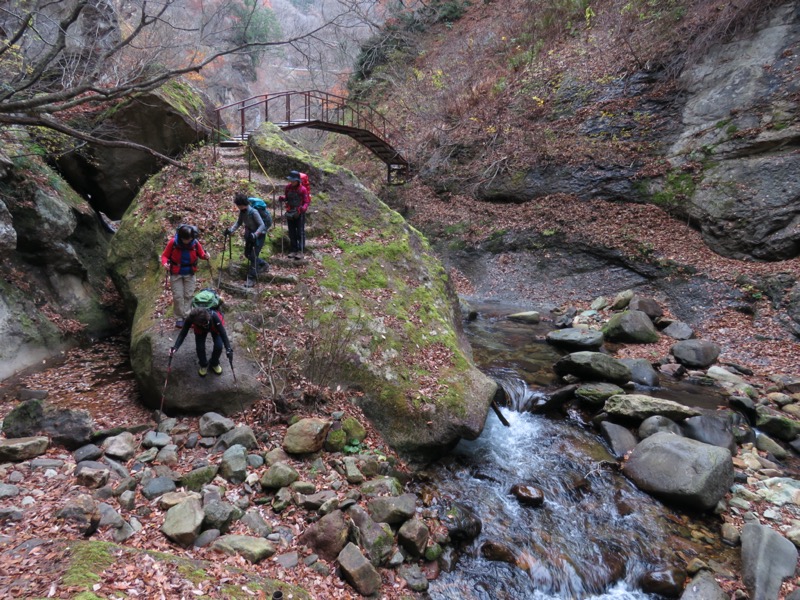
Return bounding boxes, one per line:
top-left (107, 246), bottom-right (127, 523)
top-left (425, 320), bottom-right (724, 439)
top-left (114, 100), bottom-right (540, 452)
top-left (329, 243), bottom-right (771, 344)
top-left (248, 197), bottom-right (272, 230)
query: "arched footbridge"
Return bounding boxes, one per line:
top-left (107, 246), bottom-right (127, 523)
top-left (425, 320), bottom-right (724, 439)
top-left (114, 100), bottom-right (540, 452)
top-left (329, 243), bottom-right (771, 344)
top-left (214, 90), bottom-right (410, 184)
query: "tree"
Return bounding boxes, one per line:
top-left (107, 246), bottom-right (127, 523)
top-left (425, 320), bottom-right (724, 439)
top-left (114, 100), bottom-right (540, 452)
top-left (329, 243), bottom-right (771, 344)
top-left (0, 0), bottom-right (361, 166)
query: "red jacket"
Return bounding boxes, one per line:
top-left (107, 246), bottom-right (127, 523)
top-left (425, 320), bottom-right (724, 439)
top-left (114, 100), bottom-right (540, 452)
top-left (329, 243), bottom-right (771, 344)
top-left (282, 183), bottom-right (311, 215)
top-left (161, 235), bottom-right (208, 275)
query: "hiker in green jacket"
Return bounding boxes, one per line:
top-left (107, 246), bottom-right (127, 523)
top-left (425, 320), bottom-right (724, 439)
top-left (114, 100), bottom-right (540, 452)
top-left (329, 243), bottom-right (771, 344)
top-left (171, 307), bottom-right (233, 377)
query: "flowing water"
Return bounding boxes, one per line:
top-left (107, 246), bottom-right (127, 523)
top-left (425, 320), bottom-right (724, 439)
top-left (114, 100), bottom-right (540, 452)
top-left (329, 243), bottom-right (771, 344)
top-left (425, 301), bottom-right (725, 599)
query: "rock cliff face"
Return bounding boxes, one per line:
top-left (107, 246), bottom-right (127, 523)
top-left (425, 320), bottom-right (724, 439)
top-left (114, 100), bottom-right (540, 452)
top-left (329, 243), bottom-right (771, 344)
top-left (0, 142), bottom-right (118, 380)
top-left (55, 81), bottom-right (216, 220)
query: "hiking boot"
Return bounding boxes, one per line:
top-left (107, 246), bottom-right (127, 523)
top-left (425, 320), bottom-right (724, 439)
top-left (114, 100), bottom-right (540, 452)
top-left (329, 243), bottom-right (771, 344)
top-left (257, 258), bottom-right (267, 267)
top-left (211, 364), bottom-right (223, 375)
top-left (293, 253), bottom-right (303, 260)
top-left (243, 278), bottom-right (255, 288)
top-left (175, 319), bottom-right (184, 328)
top-left (198, 366), bottom-right (208, 377)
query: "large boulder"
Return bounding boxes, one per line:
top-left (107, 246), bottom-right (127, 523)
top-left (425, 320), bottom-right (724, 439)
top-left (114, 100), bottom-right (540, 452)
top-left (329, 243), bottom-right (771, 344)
top-left (56, 82), bottom-right (216, 219)
top-left (670, 340), bottom-right (721, 369)
top-left (741, 522), bottom-right (798, 600)
top-left (602, 311), bottom-right (660, 344)
top-left (622, 431), bottom-right (734, 511)
top-left (605, 394), bottom-right (701, 422)
top-left (554, 352), bottom-right (632, 384)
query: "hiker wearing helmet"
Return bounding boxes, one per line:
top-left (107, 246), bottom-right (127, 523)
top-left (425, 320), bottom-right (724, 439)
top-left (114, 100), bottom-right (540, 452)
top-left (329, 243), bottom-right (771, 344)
top-left (171, 307), bottom-right (233, 377)
top-left (161, 225), bottom-right (210, 328)
top-left (278, 171), bottom-right (310, 259)
top-left (227, 193), bottom-right (267, 285)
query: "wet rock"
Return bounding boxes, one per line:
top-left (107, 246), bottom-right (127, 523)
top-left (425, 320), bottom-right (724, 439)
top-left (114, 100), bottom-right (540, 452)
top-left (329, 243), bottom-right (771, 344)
top-left (682, 415), bottom-right (737, 455)
top-left (602, 310), bottom-right (660, 344)
top-left (510, 483), bottom-right (545, 507)
top-left (299, 510), bottom-right (349, 561)
top-left (620, 358), bottom-right (660, 387)
top-left (575, 382), bottom-right (624, 407)
top-left (554, 351), bottom-right (632, 384)
top-left (623, 432), bottom-right (734, 511)
top-left (443, 502), bottom-right (482, 543)
top-left (639, 415), bottom-right (683, 439)
top-left (546, 328), bottom-right (604, 350)
top-left (508, 311), bottom-right (540, 324)
top-left (680, 570), bottom-right (728, 600)
top-left (741, 522), bottom-right (798, 600)
top-left (671, 340), bottom-right (721, 369)
top-left (162, 497), bottom-right (204, 547)
top-left (0, 436), bottom-right (49, 462)
top-left (282, 418), bottom-right (331, 454)
top-left (338, 542), bottom-right (382, 596)
top-left (640, 566), bottom-right (686, 597)
top-left (605, 394), bottom-right (701, 421)
top-left (600, 422), bottom-right (638, 459)
top-left (480, 540), bottom-right (517, 564)
top-left (755, 406), bottom-right (800, 441)
top-left (211, 534), bottom-right (275, 563)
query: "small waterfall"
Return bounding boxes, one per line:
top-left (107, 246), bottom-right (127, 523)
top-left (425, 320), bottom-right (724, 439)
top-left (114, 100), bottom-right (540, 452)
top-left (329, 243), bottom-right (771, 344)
top-left (424, 305), bottom-right (673, 599)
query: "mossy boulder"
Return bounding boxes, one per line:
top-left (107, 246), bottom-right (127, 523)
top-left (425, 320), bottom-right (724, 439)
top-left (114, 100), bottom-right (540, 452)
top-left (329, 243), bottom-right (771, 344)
top-left (248, 126), bottom-right (496, 464)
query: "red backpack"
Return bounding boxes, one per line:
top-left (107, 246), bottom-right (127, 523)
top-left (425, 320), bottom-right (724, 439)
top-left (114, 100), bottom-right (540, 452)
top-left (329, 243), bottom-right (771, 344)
top-left (299, 172), bottom-right (311, 197)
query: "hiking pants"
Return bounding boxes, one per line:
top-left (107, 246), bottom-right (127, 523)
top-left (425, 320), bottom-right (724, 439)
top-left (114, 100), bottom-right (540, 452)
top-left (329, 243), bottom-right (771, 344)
top-left (244, 233), bottom-right (266, 276)
top-left (288, 213), bottom-right (305, 253)
top-left (195, 330), bottom-right (223, 368)
top-left (170, 273), bottom-right (196, 319)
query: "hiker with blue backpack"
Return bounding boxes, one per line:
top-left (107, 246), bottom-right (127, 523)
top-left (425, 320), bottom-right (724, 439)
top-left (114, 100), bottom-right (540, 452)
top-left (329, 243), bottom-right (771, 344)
top-left (227, 192), bottom-right (270, 285)
top-left (161, 224), bottom-right (210, 328)
top-left (170, 290), bottom-right (233, 377)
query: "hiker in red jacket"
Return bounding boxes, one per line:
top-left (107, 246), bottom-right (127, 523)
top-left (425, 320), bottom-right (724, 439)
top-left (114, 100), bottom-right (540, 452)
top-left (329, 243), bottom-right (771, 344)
top-left (279, 171), bottom-right (310, 259)
top-left (161, 225), bottom-right (210, 328)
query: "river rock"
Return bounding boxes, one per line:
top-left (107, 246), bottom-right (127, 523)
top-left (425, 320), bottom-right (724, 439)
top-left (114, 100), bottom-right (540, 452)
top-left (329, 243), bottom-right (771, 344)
top-left (366, 493), bottom-right (416, 524)
top-left (639, 415), bottom-right (684, 439)
top-left (639, 566), bottom-right (686, 597)
top-left (219, 444), bottom-right (248, 484)
top-left (398, 563), bottom-right (429, 592)
top-left (575, 382), bottom-right (625, 407)
top-left (510, 484), bottom-right (545, 507)
top-left (662, 321), bottom-right (693, 340)
top-left (2, 400), bottom-right (94, 450)
top-left (508, 311), bottom-right (540, 324)
top-left (600, 421), bottom-right (638, 459)
top-left (102, 432), bottom-right (136, 461)
top-left (605, 394), bottom-right (701, 421)
top-left (443, 502), bottom-right (482, 543)
top-left (682, 415), bottom-right (737, 455)
top-left (211, 534), bottom-right (275, 563)
top-left (602, 310), bottom-right (660, 344)
top-left (348, 505), bottom-right (393, 566)
top-left (622, 431), bottom-right (734, 511)
top-left (161, 497), bottom-right (205, 547)
top-left (741, 522), bottom-right (798, 600)
top-left (283, 418), bottom-right (331, 454)
top-left (554, 352), bottom-right (632, 384)
top-left (299, 510), bottom-right (349, 561)
top-left (260, 462), bottom-right (299, 490)
top-left (679, 570), bottom-right (728, 600)
top-left (198, 412), bottom-right (235, 437)
top-left (0, 436), bottom-right (49, 462)
top-left (213, 426), bottom-right (257, 452)
top-left (610, 290), bottom-right (634, 310)
top-left (202, 500), bottom-right (239, 534)
top-left (755, 433), bottom-right (789, 460)
top-left (629, 296), bottom-right (664, 320)
top-left (55, 493), bottom-right (100, 536)
top-left (398, 518), bottom-right (430, 557)
top-left (755, 406), bottom-right (800, 441)
top-left (546, 328), bottom-right (604, 350)
top-left (620, 358), bottom-right (660, 387)
top-left (670, 340), bottom-right (721, 368)
top-left (338, 542), bottom-right (382, 596)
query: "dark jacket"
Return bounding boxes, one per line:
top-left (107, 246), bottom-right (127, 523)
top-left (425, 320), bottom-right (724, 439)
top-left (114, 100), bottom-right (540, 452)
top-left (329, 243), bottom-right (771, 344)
top-left (173, 310), bottom-right (231, 351)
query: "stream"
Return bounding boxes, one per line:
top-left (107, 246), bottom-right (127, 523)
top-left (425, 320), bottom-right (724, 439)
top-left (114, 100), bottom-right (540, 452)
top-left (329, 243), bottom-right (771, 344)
top-left (424, 300), bottom-right (734, 599)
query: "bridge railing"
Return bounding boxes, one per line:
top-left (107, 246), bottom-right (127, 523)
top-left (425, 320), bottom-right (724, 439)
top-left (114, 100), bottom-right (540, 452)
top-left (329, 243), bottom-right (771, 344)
top-left (215, 90), bottom-right (400, 148)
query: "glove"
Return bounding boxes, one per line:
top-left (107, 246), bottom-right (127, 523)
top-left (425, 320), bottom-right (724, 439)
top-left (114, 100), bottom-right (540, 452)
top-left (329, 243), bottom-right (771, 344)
top-left (205, 253), bottom-right (211, 260)
top-left (223, 227), bottom-right (231, 237)
top-left (170, 347), bottom-right (176, 356)
top-left (247, 232), bottom-right (256, 243)
top-left (163, 262), bottom-right (170, 271)
top-left (226, 348), bottom-right (233, 360)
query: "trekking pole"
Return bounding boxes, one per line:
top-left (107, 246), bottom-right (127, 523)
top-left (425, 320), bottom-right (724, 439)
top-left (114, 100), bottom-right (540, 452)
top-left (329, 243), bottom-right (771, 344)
top-left (251, 242), bottom-right (259, 285)
top-left (218, 231), bottom-right (227, 289)
top-left (207, 256), bottom-right (214, 285)
top-left (158, 348), bottom-right (175, 423)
